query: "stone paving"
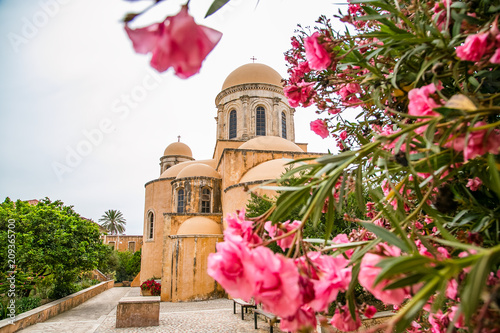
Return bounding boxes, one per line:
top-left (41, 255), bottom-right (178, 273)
top-left (19, 287), bottom-right (286, 333)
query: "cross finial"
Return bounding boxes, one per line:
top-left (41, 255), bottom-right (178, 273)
top-left (250, 56), bottom-right (257, 63)
top-left (177, 135), bottom-right (181, 142)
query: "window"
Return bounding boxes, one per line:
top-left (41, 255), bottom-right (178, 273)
top-left (148, 211), bottom-right (154, 239)
top-left (256, 107), bottom-right (266, 136)
top-left (128, 242), bottom-right (136, 252)
top-left (201, 188), bottom-right (211, 213)
top-left (177, 189), bottom-right (185, 213)
top-left (108, 241), bottom-right (115, 249)
top-left (281, 112), bottom-right (287, 139)
top-left (229, 110), bottom-right (237, 139)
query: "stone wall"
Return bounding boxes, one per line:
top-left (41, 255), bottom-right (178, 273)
top-left (0, 280), bottom-right (114, 333)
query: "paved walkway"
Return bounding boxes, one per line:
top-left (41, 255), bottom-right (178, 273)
top-left (19, 287), bottom-right (286, 333)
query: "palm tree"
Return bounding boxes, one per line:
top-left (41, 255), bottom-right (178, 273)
top-left (99, 209), bottom-right (126, 235)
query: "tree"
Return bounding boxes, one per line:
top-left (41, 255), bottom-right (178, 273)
top-left (99, 209), bottom-right (126, 235)
top-left (0, 198), bottom-right (109, 298)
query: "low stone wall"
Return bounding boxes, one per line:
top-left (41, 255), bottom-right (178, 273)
top-left (0, 280), bottom-right (114, 333)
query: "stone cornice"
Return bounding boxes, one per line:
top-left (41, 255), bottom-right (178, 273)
top-left (215, 83), bottom-right (285, 105)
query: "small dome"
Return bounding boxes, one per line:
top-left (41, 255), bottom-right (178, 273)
top-left (160, 160), bottom-right (216, 179)
top-left (176, 163), bottom-right (220, 179)
top-left (240, 159), bottom-right (299, 183)
top-left (239, 136), bottom-right (303, 152)
top-left (221, 63), bottom-right (283, 90)
top-left (177, 217), bottom-right (222, 235)
top-left (164, 142), bottom-right (192, 157)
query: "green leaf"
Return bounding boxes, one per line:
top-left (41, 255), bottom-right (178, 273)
top-left (360, 222), bottom-right (410, 252)
top-left (461, 254), bottom-right (492, 324)
top-left (487, 154), bottom-right (500, 198)
top-left (205, 0), bottom-right (231, 18)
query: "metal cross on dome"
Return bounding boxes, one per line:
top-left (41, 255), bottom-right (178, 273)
top-left (177, 135), bottom-right (181, 142)
top-left (250, 56), bottom-right (257, 63)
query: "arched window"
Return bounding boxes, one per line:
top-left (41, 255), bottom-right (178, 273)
top-left (256, 107), bottom-right (266, 136)
top-left (147, 211), bottom-right (154, 239)
top-left (177, 189), bottom-right (185, 213)
top-left (229, 110), bottom-right (237, 139)
top-left (281, 112), bottom-right (287, 139)
top-left (201, 188), bottom-right (211, 213)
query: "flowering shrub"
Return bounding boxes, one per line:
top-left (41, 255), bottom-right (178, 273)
top-left (208, 0), bottom-right (500, 332)
top-left (140, 278), bottom-right (161, 296)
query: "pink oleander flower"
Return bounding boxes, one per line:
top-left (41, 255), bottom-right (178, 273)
top-left (408, 83), bottom-right (442, 118)
top-left (330, 304), bottom-right (362, 332)
top-left (358, 246), bottom-right (410, 305)
top-left (289, 61), bottom-right (311, 84)
top-left (307, 253), bottom-right (351, 312)
top-left (304, 32), bottom-right (331, 70)
top-left (446, 279), bottom-right (458, 300)
top-left (364, 305), bottom-right (377, 319)
top-left (446, 121), bottom-right (500, 161)
top-left (456, 32), bottom-right (490, 62)
top-left (207, 234), bottom-right (255, 301)
top-left (224, 210), bottom-right (261, 245)
top-left (124, 6), bottom-right (222, 78)
top-left (432, 0), bottom-right (452, 31)
top-left (284, 81), bottom-right (316, 107)
top-left (466, 177), bottom-right (482, 191)
top-left (338, 83), bottom-right (362, 105)
top-left (448, 305), bottom-right (465, 329)
top-left (252, 246), bottom-right (302, 317)
top-left (310, 119), bottom-right (329, 138)
top-left (332, 233), bottom-right (354, 258)
top-left (280, 305), bottom-right (317, 332)
top-left (264, 220), bottom-right (301, 251)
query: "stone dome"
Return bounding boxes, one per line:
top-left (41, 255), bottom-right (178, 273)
top-left (240, 159), bottom-right (300, 183)
top-left (177, 217), bottom-right (222, 235)
top-left (164, 142), bottom-right (192, 157)
top-left (221, 63), bottom-right (283, 90)
top-left (159, 160), bottom-right (216, 179)
top-left (238, 136), bottom-right (303, 152)
top-left (176, 163), bottom-right (221, 179)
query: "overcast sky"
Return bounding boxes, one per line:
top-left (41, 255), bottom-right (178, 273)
top-left (0, 0), bottom-right (346, 235)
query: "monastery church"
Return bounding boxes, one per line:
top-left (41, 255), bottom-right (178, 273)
top-left (139, 63), bottom-right (322, 302)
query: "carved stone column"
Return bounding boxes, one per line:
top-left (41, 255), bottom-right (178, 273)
top-left (290, 107), bottom-right (296, 142)
top-left (240, 95), bottom-right (250, 140)
top-left (216, 104), bottom-right (224, 140)
top-left (272, 97), bottom-right (281, 137)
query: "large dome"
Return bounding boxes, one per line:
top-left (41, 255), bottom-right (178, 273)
top-left (240, 159), bottom-right (299, 183)
top-left (177, 217), bottom-right (222, 235)
top-left (221, 63), bottom-right (283, 90)
top-left (164, 142), bottom-right (192, 157)
top-left (176, 163), bottom-right (221, 179)
top-left (238, 136), bottom-right (303, 152)
top-left (159, 159), bottom-right (216, 179)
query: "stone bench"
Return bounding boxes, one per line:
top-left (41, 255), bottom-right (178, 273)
top-left (233, 298), bottom-right (257, 320)
top-left (116, 296), bottom-right (160, 328)
top-left (254, 308), bottom-right (281, 333)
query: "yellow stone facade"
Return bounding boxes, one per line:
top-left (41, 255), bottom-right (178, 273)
top-left (140, 63), bottom-right (323, 302)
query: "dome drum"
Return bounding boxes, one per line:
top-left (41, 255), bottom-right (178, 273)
top-left (171, 178), bottom-right (222, 215)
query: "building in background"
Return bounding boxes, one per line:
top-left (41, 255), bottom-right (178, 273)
top-left (139, 63), bottom-right (323, 302)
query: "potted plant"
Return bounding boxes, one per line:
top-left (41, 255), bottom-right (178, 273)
top-left (140, 278), bottom-right (161, 296)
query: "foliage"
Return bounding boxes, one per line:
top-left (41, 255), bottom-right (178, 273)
top-left (0, 198), bottom-right (110, 299)
top-left (99, 209), bottom-right (126, 235)
top-left (96, 243), bottom-right (119, 276)
top-left (140, 278), bottom-right (161, 296)
top-left (15, 297), bottom-right (41, 314)
top-left (207, 0), bottom-right (500, 332)
top-left (115, 250), bottom-right (141, 282)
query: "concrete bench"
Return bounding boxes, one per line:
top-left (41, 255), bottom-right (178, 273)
top-left (116, 296), bottom-right (160, 328)
top-left (254, 308), bottom-right (280, 333)
top-left (233, 298), bottom-right (257, 320)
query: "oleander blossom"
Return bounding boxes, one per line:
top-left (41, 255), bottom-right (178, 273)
top-left (408, 83), bottom-right (443, 118)
top-left (264, 220), bottom-right (301, 250)
top-left (251, 246), bottom-right (302, 317)
top-left (456, 32), bottom-right (491, 62)
top-left (224, 210), bottom-right (261, 245)
top-left (304, 32), bottom-right (332, 70)
top-left (466, 177), bottom-right (482, 191)
top-left (446, 121), bottom-right (500, 161)
top-left (358, 245), bottom-right (410, 305)
top-left (284, 81), bottom-right (316, 107)
top-left (124, 6), bottom-right (222, 78)
top-left (280, 305), bottom-right (317, 332)
top-left (330, 304), bottom-right (362, 332)
top-left (310, 119), bottom-right (330, 138)
top-left (207, 233), bottom-right (255, 301)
